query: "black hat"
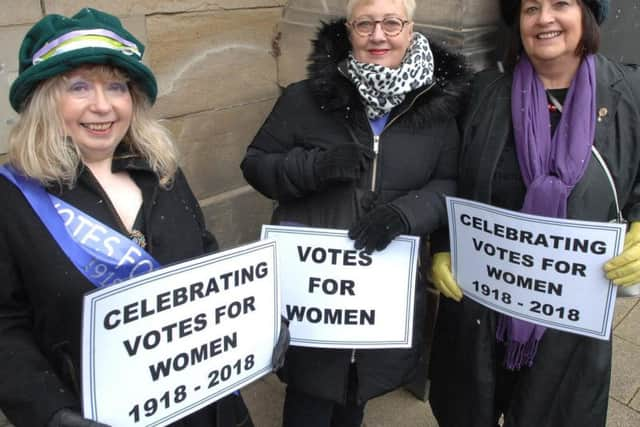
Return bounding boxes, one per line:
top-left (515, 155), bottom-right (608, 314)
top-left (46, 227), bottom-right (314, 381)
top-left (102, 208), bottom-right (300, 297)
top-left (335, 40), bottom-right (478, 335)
top-left (10, 8), bottom-right (157, 112)
top-left (500, 0), bottom-right (610, 27)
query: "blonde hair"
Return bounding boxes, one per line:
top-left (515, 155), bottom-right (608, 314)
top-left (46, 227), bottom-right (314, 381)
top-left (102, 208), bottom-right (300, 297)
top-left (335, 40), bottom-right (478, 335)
top-left (7, 65), bottom-right (178, 188)
top-left (346, 0), bottom-right (416, 20)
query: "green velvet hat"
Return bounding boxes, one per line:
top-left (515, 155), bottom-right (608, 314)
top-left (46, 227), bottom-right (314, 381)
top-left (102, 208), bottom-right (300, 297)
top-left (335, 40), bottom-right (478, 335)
top-left (9, 7), bottom-right (157, 112)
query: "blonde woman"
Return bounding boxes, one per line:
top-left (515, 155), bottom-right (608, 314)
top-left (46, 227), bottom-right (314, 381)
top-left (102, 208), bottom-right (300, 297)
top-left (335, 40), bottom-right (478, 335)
top-left (0, 8), bottom-right (254, 427)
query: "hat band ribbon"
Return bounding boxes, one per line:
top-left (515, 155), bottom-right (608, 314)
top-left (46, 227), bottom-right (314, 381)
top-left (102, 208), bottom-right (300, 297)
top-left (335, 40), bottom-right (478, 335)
top-left (32, 29), bottom-right (141, 65)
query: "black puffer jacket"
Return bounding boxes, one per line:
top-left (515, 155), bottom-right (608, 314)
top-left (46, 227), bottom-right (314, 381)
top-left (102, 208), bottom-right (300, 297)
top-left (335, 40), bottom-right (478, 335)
top-left (241, 19), bottom-right (469, 404)
top-left (0, 154), bottom-right (250, 427)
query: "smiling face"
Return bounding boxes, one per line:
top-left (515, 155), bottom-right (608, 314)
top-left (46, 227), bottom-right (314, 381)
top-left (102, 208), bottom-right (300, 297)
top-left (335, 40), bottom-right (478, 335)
top-left (520, 0), bottom-right (583, 69)
top-left (59, 66), bottom-right (132, 163)
top-left (348, 0), bottom-right (413, 69)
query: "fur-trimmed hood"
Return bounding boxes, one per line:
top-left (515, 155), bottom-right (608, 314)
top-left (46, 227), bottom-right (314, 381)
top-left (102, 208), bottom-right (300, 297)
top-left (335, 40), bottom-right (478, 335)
top-left (306, 19), bottom-right (471, 126)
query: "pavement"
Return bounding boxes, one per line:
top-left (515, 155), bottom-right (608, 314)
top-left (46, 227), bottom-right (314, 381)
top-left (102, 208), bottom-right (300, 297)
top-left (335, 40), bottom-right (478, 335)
top-left (241, 296), bottom-right (640, 427)
top-left (1, 298), bottom-right (639, 427)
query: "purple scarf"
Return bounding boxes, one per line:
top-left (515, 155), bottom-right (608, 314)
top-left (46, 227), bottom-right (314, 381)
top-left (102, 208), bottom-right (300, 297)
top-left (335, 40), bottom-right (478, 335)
top-left (498, 54), bottom-right (596, 370)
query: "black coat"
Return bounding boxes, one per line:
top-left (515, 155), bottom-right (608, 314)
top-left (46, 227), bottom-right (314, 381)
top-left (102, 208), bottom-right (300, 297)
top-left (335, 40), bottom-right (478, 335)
top-left (429, 55), bottom-right (640, 427)
top-left (241, 19), bottom-right (470, 404)
top-left (0, 155), bottom-right (249, 427)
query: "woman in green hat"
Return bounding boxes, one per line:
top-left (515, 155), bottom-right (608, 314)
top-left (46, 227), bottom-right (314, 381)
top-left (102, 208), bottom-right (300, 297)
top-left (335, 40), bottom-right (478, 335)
top-left (0, 8), bottom-right (260, 427)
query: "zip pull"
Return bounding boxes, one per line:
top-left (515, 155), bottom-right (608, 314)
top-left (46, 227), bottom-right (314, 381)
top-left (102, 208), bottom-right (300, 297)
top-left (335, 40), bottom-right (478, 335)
top-left (371, 134), bottom-right (380, 191)
top-left (350, 349), bottom-right (356, 363)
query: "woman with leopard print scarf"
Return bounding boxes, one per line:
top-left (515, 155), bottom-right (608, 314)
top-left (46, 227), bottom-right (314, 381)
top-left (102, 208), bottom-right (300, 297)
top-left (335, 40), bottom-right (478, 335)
top-left (241, 0), bottom-right (470, 425)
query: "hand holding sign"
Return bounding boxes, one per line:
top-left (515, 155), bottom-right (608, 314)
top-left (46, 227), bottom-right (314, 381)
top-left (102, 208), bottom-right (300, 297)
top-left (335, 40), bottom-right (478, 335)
top-left (446, 197), bottom-right (625, 340)
top-left (605, 222), bottom-right (640, 286)
top-left (349, 204), bottom-right (408, 253)
top-left (82, 241), bottom-right (279, 426)
top-left (262, 225), bottom-right (419, 349)
top-left (431, 252), bottom-right (463, 302)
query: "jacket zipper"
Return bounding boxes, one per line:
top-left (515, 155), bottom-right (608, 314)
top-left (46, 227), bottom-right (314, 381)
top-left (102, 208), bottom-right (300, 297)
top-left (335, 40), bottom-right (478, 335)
top-left (368, 82), bottom-right (436, 192)
top-left (370, 134), bottom-right (380, 191)
top-left (350, 82), bottom-right (437, 365)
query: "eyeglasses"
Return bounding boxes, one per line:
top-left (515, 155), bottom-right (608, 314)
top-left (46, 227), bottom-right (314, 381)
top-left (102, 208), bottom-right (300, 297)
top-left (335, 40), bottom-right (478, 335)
top-left (349, 17), bottom-right (409, 37)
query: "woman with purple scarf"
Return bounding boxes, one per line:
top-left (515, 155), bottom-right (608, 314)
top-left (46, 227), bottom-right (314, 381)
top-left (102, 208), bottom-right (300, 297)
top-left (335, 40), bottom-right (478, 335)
top-left (428, 0), bottom-right (640, 426)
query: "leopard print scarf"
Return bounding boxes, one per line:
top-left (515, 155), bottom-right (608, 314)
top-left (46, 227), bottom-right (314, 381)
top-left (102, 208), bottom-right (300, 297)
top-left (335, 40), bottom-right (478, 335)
top-left (347, 32), bottom-right (434, 120)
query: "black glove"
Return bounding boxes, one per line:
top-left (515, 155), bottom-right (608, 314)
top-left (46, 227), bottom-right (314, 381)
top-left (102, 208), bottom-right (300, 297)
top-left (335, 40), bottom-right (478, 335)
top-left (314, 144), bottom-right (373, 185)
top-left (272, 316), bottom-right (290, 371)
top-left (349, 204), bottom-right (409, 253)
top-left (359, 190), bottom-right (378, 213)
top-left (48, 409), bottom-right (111, 427)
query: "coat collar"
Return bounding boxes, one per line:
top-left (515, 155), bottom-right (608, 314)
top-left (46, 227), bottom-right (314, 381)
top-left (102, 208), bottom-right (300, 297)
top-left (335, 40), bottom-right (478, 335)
top-left (306, 19), bottom-right (471, 126)
top-left (593, 53), bottom-right (624, 151)
top-left (47, 144), bottom-right (156, 195)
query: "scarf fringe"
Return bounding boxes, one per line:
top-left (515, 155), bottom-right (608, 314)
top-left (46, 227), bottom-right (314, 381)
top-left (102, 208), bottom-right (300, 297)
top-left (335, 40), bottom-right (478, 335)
top-left (496, 315), bottom-right (540, 370)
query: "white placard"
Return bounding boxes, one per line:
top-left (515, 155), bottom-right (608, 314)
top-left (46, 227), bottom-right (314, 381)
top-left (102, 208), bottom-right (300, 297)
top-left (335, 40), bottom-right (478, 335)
top-left (261, 225), bottom-right (419, 349)
top-left (82, 240), bottom-right (279, 427)
top-left (447, 197), bottom-right (625, 340)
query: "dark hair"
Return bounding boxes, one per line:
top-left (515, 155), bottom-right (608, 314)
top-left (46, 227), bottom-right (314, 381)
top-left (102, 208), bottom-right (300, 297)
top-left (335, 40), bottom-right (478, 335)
top-left (502, 0), bottom-right (601, 70)
top-left (577, 0), bottom-right (600, 54)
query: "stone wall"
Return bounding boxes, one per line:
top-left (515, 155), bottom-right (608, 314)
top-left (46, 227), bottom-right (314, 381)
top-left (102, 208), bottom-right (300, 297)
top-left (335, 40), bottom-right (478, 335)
top-left (0, 0), bottom-right (284, 249)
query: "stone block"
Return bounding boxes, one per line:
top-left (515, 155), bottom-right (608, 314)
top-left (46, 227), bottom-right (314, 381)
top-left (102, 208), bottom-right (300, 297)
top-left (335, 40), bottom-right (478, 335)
top-left (414, 1), bottom-right (463, 29)
top-left (164, 98), bottom-right (276, 199)
top-left (242, 373), bottom-right (285, 426)
top-left (281, 0), bottom-right (342, 16)
top-left (607, 397), bottom-right (640, 426)
top-left (44, 1), bottom-right (286, 16)
top-left (460, 0), bottom-right (501, 28)
top-left (0, 24), bottom-right (31, 154)
top-left (276, 20), bottom-right (315, 87)
top-left (364, 389), bottom-right (437, 427)
top-left (613, 299), bottom-right (640, 346)
top-left (613, 298), bottom-right (639, 329)
top-left (0, 2), bottom-right (41, 26)
top-left (632, 389), bottom-right (640, 413)
top-left (147, 9), bottom-right (281, 119)
top-left (200, 186), bottom-right (274, 249)
top-left (276, 0), bottom-right (343, 87)
top-left (610, 337), bottom-right (640, 404)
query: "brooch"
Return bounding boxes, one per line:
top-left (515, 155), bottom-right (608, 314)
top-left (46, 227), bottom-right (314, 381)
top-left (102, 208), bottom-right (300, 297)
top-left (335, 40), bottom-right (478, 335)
top-left (129, 229), bottom-right (147, 249)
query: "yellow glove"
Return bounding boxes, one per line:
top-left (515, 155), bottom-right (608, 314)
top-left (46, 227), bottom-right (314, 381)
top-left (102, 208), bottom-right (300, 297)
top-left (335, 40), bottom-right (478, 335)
top-left (431, 252), bottom-right (463, 302)
top-left (605, 222), bottom-right (640, 286)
